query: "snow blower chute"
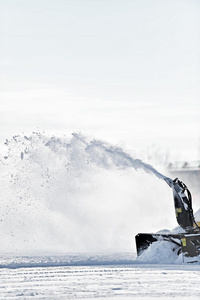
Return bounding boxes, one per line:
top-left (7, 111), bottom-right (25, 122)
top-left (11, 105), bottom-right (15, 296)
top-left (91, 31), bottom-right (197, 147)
top-left (135, 178), bottom-right (200, 262)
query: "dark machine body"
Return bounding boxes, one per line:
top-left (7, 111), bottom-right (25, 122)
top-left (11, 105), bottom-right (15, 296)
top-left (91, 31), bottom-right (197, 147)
top-left (135, 178), bottom-right (200, 262)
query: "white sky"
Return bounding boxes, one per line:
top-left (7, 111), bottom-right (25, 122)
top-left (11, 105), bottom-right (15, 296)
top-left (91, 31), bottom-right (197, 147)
top-left (1, 0), bottom-right (200, 162)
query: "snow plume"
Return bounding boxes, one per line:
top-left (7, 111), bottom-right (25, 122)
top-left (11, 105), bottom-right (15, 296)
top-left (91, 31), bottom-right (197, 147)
top-left (0, 132), bottom-right (175, 254)
top-left (84, 135), bottom-right (166, 180)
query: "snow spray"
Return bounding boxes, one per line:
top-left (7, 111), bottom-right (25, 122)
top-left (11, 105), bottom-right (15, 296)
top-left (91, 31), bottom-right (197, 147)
top-left (0, 132), bottom-right (175, 254)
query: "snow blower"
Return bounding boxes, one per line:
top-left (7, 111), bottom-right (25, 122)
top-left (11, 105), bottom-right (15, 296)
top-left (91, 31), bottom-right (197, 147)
top-left (135, 178), bottom-right (200, 263)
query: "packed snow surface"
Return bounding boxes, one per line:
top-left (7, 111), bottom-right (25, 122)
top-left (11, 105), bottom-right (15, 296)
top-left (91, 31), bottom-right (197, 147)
top-left (0, 252), bottom-right (200, 299)
top-left (1, 259), bottom-right (200, 299)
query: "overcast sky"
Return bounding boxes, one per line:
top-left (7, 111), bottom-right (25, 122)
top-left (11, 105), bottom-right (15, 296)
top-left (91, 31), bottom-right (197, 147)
top-left (1, 0), bottom-right (200, 162)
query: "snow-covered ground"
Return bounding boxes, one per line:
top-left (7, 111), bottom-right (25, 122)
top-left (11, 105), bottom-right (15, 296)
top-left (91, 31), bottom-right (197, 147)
top-left (1, 255), bottom-right (200, 299)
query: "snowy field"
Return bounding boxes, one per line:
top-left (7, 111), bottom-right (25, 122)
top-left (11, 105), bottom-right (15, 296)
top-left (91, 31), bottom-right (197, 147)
top-left (1, 254), bottom-right (200, 299)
